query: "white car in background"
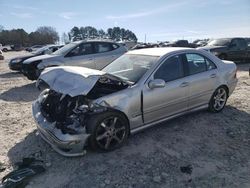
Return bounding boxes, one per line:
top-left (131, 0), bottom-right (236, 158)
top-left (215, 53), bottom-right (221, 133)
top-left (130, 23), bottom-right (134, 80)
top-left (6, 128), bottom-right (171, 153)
top-left (22, 40), bottom-right (127, 80)
top-left (1, 45), bottom-right (12, 52)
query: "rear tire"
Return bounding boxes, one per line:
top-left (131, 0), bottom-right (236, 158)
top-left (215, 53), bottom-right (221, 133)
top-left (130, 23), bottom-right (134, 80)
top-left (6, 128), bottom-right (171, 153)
top-left (87, 111), bottom-right (129, 152)
top-left (209, 86), bottom-right (228, 113)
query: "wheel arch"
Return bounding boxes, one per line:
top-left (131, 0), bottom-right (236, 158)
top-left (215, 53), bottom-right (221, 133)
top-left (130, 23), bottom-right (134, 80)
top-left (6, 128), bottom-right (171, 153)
top-left (109, 109), bottom-right (131, 133)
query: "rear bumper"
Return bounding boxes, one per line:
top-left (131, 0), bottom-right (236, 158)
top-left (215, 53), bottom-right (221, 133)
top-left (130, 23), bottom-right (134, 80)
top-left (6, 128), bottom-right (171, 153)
top-left (32, 99), bottom-right (89, 157)
top-left (228, 79), bottom-right (238, 96)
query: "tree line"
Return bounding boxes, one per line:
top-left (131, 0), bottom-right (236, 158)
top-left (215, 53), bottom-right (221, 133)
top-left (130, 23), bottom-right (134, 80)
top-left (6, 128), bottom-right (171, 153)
top-left (0, 25), bottom-right (137, 47)
top-left (66, 26), bottom-right (137, 43)
top-left (0, 26), bottom-right (59, 46)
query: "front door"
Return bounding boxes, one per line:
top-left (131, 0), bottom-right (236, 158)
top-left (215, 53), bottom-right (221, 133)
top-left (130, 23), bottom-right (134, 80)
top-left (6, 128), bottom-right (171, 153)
top-left (64, 42), bottom-right (96, 69)
top-left (143, 54), bottom-right (189, 124)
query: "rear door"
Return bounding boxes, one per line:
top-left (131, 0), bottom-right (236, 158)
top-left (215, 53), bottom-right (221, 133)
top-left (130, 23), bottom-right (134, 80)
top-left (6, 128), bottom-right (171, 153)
top-left (94, 42), bottom-right (125, 70)
top-left (143, 54), bottom-right (189, 124)
top-left (183, 53), bottom-right (218, 110)
top-left (63, 42), bottom-right (96, 69)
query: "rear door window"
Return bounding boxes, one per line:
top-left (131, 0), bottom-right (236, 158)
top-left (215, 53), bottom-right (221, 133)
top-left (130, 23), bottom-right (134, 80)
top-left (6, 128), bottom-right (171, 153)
top-left (95, 42), bottom-right (113, 53)
top-left (185, 54), bottom-right (207, 75)
top-left (185, 53), bottom-right (216, 75)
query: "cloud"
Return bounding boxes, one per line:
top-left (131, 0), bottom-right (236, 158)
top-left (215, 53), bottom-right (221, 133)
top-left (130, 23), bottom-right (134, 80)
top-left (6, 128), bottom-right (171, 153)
top-left (59, 12), bottom-right (79, 19)
top-left (106, 1), bottom-right (187, 20)
top-left (13, 5), bottom-right (38, 10)
top-left (10, 12), bottom-right (33, 18)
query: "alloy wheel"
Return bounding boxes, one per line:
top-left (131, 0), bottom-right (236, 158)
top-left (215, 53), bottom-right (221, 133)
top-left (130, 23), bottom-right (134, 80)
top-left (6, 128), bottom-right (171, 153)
top-left (95, 116), bottom-right (126, 150)
top-left (213, 88), bottom-right (227, 111)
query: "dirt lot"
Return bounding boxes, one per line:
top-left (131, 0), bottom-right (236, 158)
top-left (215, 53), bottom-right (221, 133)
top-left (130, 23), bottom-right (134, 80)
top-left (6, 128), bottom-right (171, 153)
top-left (0, 51), bottom-right (249, 188)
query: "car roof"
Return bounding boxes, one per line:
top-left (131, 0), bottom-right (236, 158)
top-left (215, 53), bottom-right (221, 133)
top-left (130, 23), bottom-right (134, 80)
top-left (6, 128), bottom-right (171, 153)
top-left (72, 40), bottom-right (119, 44)
top-left (127, 47), bottom-right (191, 57)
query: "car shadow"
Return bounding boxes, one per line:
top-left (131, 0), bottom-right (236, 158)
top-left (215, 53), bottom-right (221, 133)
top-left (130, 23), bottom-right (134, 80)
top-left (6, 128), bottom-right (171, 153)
top-left (0, 71), bottom-right (23, 78)
top-left (0, 82), bottom-right (40, 102)
top-left (5, 105), bottom-right (250, 187)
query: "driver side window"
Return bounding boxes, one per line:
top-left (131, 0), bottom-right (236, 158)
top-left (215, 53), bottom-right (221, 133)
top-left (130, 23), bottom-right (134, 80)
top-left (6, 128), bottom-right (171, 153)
top-left (68, 43), bottom-right (94, 57)
top-left (154, 55), bottom-right (184, 82)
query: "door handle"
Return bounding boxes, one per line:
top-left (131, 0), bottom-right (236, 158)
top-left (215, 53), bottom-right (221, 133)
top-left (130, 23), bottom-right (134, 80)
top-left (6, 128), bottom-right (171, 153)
top-left (180, 82), bottom-right (189, 87)
top-left (210, 74), bottom-right (217, 78)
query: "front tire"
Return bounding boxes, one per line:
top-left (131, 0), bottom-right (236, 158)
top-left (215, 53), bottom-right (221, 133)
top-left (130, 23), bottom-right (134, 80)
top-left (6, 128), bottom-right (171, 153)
top-left (209, 87), bottom-right (228, 112)
top-left (87, 111), bottom-right (129, 152)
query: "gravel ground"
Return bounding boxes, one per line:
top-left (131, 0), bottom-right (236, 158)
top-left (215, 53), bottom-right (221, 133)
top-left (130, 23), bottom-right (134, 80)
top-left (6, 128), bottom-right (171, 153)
top-left (0, 51), bottom-right (250, 188)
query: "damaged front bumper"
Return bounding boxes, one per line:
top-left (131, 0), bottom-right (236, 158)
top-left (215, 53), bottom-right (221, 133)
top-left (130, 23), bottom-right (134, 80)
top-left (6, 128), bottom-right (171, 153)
top-left (32, 100), bottom-right (90, 157)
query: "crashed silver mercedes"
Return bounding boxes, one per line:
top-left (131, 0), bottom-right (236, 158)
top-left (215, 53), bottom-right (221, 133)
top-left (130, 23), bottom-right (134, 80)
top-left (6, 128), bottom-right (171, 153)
top-left (32, 48), bottom-right (237, 157)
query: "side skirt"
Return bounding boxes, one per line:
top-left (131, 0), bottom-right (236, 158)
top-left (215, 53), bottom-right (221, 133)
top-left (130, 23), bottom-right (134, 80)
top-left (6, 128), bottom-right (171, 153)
top-left (130, 104), bottom-right (208, 134)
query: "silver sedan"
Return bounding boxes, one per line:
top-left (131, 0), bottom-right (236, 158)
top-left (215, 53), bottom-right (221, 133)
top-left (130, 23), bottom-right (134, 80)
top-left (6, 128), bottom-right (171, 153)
top-left (33, 47), bottom-right (238, 156)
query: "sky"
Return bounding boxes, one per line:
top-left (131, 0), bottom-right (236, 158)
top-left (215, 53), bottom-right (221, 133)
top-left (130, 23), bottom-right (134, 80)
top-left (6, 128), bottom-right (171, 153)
top-left (0, 0), bottom-right (250, 42)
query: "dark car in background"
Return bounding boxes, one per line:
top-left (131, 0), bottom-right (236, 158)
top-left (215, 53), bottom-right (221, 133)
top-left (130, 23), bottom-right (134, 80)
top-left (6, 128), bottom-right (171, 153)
top-left (9, 45), bottom-right (63, 71)
top-left (199, 38), bottom-right (250, 61)
top-left (165, 40), bottom-right (197, 48)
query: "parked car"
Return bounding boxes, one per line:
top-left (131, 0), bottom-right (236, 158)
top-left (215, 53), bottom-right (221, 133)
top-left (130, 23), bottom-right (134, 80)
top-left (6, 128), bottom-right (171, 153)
top-left (22, 40), bottom-right (127, 80)
top-left (0, 50), bottom-right (4, 60)
top-left (196, 40), bottom-right (207, 47)
top-left (32, 47), bottom-right (237, 156)
top-left (1, 45), bottom-right (12, 52)
top-left (26, 45), bottom-right (45, 52)
top-left (9, 45), bottom-right (63, 71)
top-left (199, 38), bottom-right (250, 61)
top-left (165, 40), bottom-right (196, 48)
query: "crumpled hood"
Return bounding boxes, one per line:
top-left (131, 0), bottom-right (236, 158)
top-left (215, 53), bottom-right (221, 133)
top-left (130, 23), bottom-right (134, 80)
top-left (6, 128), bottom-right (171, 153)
top-left (38, 66), bottom-right (106, 97)
top-left (198, 45), bottom-right (227, 51)
top-left (23, 54), bottom-right (59, 64)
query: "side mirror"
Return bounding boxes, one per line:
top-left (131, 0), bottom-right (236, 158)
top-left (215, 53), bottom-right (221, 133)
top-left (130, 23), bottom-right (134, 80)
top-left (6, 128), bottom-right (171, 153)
top-left (148, 79), bottom-right (165, 89)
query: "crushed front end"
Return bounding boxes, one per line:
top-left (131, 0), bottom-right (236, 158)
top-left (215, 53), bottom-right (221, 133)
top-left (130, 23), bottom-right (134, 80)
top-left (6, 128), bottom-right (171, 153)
top-left (33, 89), bottom-right (93, 156)
top-left (32, 67), bottom-right (130, 157)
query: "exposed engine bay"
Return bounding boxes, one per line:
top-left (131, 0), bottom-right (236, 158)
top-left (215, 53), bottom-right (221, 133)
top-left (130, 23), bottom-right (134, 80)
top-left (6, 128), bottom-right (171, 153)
top-left (39, 74), bottom-right (130, 135)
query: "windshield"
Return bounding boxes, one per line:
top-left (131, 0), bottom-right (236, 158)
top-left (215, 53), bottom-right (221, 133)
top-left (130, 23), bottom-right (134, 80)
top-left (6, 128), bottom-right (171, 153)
top-left (52, 42), bottom-right (78, 55)
top-left (208, 39), bottom-right (231, 46)
top-left (102, 54), bottom-right (158, 83)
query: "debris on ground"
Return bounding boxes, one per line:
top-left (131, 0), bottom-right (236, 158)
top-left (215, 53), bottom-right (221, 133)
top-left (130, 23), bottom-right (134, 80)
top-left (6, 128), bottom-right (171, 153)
top-left (180, 164), bottom-right (193, 175)
top-left (0, 158), bottom-right (45, 188)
